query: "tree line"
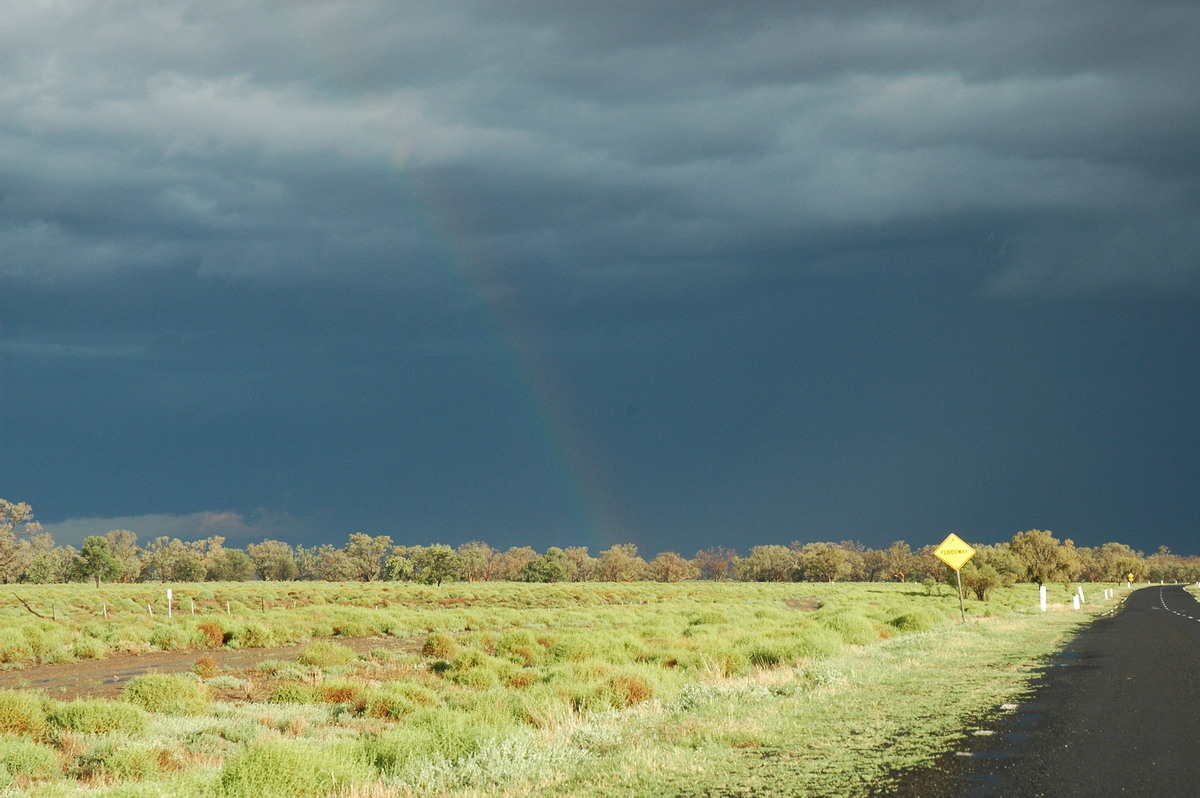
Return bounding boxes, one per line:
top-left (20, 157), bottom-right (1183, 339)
top-left (2, 499), bottom-right (1197, 593)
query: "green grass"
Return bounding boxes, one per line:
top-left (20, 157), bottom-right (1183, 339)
top-left (0, 581), bottom-right (1125, 797)
top-left (121, 673), bottom-right (211, 715)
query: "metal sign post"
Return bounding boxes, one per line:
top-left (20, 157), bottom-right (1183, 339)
top-left (934, 533), bottom-right (976, 623)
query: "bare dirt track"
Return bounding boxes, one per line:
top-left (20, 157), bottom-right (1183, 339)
top-left (0, 635), bottom-right (420, 700)
top-left (889, 585), bottom-right (1200, 797)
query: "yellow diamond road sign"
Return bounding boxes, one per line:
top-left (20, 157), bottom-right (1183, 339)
top-left (935, 533), bottom-right (976, 571)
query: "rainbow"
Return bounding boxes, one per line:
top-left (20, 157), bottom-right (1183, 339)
top-left (386, 148), bottom-right (625, 553)
top-left (275, 8), bottom-right (626, 552)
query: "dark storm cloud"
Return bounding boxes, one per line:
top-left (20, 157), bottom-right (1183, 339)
top-left (4, 0), bottom-right (1197, 299)
top-left (3, 1), bottom-right (1199, 552)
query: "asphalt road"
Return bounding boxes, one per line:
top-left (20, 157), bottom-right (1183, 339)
top-left (890, 585), bottom-right (1200, 797)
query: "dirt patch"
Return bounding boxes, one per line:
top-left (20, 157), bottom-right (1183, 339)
top-left (784, 597), bottom-right (822, 611)
top-left (0, 635), bottom-right (422, 701)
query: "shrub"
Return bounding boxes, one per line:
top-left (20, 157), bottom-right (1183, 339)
top-left (360, 680), bottom-right (441, 718)
top-left (0, 733), bottom-right (59, 781)
top-left (421, 632), bottom-right (458, 659)
top-left (444, 648), bottom-right (515, 690)
top-left (206, 675), bottom-right (251, 691)
top-left (364, 709), bottom-right (493, 773)
top-left (149, 624), bottom-right (192, 650)
top-left (194, 655), bottom-right (219, 678)
top-left (0, 690), bottom-right (49, 739)
top-left (217, 739), bottom-right (372, 798)
top-left (227, 623), bottom-right (275, 649)
top-left (49, 700), bottom-right (148, 734)
top-left (387, 680), bottom-right (441, 707)
top-left (296, 640), bottom-right (355, 667)
top-left (0, 629), bottom-right (34, 664)
top-left (747, 644), bottom-right (785, 668)
top-left (791, 626), bottom-right (844, 660)
top-left (822, 611), bottom-right (880, 646)
top-left (506, 670), bottom-right (540, 689)
top-left (72, 637), bottom-right (106, 661)
top-left (695, 648), bottom-right (749, 677)
top-left (362, 726), bottom-right (439, 774)
top-left (76, 737), bottom-right (160, 780)
top-left (317, 679), bottom-right (362, 704)
top-left (606, 674), bottom-right (653, 707)
top-left (496, 629), bottom-right (541, 665)
top-left (197, 621), bottom-right (226, 648)
top-left (361, 688), bottom-right (418, 720)
top-left (268, 684), bottom-right (316, 704)
top-left (890, 609), bottom-right (945, 633)
top-left (448, 664), bottom-right (501, 690)
top-left (121, 673), bottom-right (210, 715)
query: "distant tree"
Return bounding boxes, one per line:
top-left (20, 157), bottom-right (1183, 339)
top-left (1010, 530), bottom-right (1077, 586)
top-left (522, 547), bottom-right (574, 583)
top-left (457, 541), bottom-right (498, 582)
top-left (413, 544), bottom-right (461, 586)
top-left (1092, 541), bottom-right (1148, 582)
top-left (1147, 546), bottom-right (1185, 583)
top-left (859, 547), bottom-right (888, 582)
top-left (734, 545), bottom-right (797, 582)
top-left (142, 537), bottom-right (206, 582)
top-left (104, 529), bottom-right (144, 582)
top-left (494, 546), bottom-right (539, 581)
top-left (595, 544), bottom-right (646, 582)
top-left (883, 541), bottom-right (916, 582)
top-left (68, 536), bottom-right (123, 587)
top-left (959, 561), bottom-right (1002, 601)
top-left (647, 551), bottom-right (698, 583)
top-left (0, 499), bottom-right (42, 583)
top-left (563, 546), bottom-right (596, 581)
top-left (911, 544), bottom-right (947, 584)
top-left (344, 533), bottom-right (393, 582)
top-left (693, 547), bottom-right (738, 581)
top-left (836, 541), bottom-right (869, 581)
top-left (384, 549), bottom-right (416, 581)
top-left (310, 544), bottom-right (353, 581)
top-left (971, 544), bottom-right (1023, 585)
top-left (23, 550), bottom-right (71, 583)
top-left (206, 548), bottom-right (255, 581)
top-left (796, 542), bottom-right (853, 583)
top-left (246, 539), bottom-right (299, 581)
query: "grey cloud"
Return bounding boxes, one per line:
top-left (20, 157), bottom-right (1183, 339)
top-left (2, 0), bottom-right (1198, 310)
top-left (38, 509), bottom-right (315, 549)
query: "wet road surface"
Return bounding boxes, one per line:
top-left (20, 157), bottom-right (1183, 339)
top-left (891, 585), bottom-right (1200, 797)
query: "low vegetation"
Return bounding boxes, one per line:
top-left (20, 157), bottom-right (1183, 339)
top-left (0, 580), bottom-right (1119, 796)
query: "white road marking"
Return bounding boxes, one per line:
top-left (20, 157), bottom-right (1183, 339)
top-left (1158, 586), bottom-right (1200, 622)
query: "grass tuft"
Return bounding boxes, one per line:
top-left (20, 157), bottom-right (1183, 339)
top-left (122, 673), bottom-right (211, 715)
top-left (296, 640), bottom-right (356, 667)
top-left (0, 690), bottom-right (50, 740)
top-left (217, 739), bottom-right (372, 798)
top-left (49, 699), bottom-right (148, 734)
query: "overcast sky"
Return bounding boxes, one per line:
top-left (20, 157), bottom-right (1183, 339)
top-left (3, 0), bottom-right (1198, 557)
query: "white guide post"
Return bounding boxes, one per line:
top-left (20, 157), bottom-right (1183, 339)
top-left (166, 588), bottom-right (173, 619)
top-left (1040, 584), bottom-right (1047, 612)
